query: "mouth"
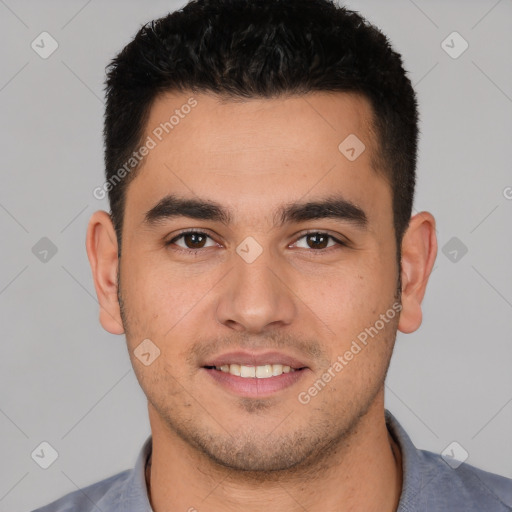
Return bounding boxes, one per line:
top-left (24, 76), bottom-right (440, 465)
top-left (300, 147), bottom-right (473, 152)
top-left (203, 363), bottom-right (307, 378)
top-left (201, 351), bottom-right (310, 397)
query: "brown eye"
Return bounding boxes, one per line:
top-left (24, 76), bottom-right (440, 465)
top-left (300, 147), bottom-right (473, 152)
top-left (181, 232), bottom-right (208, 249)
top-left (305, 233), bottom-right (330, 249)
top-left (293, 232), bottom-right (345, 251)
top-left (167, 231), bottom-right (215, 251)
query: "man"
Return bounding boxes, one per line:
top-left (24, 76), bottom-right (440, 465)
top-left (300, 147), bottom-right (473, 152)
top-left (33, 0), bottom-right (512, 510)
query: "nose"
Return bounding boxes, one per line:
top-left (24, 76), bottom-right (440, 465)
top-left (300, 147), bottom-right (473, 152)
top-left (215, 246), bottom-right (297, 334)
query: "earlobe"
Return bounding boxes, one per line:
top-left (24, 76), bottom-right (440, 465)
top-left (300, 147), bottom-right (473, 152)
top-left (397, 211), bottom-right (437, 334)
top-left (85, 210), bottom-right (125, 335)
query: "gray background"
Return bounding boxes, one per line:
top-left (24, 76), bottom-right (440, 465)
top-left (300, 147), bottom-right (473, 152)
top-left (0, 0), bottom-right (511, 510)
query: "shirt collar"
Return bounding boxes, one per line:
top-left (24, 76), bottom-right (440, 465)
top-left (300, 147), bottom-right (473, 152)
top-left (385, 409), bottom-right (428, 510)
top-left (120, 434), bottom-right (154, 511)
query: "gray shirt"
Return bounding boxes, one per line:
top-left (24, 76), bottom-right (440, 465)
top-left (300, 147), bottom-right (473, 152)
top-left (32, 410), bottom-right (512, 511)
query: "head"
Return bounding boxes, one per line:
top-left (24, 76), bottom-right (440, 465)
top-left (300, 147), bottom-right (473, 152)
top-left (87, 0), bottom-right (436, 474)
top-left (103, 0), bottom-right (418, 260)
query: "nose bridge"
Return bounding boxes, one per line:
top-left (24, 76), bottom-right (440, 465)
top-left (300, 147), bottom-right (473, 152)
top-left (215, 241), bottom-right (296, 332)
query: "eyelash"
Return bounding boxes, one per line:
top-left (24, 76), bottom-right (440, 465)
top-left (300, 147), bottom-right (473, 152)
top-left (165, 230), bottom-right (348, 255)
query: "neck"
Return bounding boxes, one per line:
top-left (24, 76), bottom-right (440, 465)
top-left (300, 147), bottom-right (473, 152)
top-left (145, 394), bottom-right (402, 512)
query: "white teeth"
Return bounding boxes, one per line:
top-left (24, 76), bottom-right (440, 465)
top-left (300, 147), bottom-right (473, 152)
top-left (216, 363), bottom-right (297, 378)
top-left (229, 364), bottom-right (241, 376)
top-left (256, 364), bottom-right (273, 378)
top-left (240, 365), bottom-right (256, 378)
top-left (272, 364), bottom-right (283, 376)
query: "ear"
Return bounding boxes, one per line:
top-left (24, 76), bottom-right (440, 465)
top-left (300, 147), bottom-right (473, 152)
top-left (398, 211), bottom-right (437, 334)
top-left (85, 210), bottom-right (125, 335)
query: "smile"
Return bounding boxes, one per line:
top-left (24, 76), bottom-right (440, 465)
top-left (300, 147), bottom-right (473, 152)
top-left (205, 363), bottom-right (301, 378)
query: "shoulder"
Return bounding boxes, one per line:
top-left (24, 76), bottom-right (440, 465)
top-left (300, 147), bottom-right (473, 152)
top-left (385, 410), bottom-right (512, 511)
top-left (30, 469), bottom-right (131, 512)
top-left (30, 435), bottom-right (152, 512)
top-left (416, 449), bottom-right (512, 510)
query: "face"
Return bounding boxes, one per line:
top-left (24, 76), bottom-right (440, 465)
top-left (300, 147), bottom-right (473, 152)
top-left (112, 91), bottom-right (402, 472)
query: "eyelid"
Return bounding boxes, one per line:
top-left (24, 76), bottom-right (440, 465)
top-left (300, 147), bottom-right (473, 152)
top-left (166, 228), bottom-right (219, 245)
top-left (296, 229), bottom-right (350, 247)
top-left (166, 229), bottom-right (350, 253)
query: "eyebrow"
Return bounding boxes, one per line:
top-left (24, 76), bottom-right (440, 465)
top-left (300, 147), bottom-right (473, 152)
top-left (143, 193), bottom-right (368, 229)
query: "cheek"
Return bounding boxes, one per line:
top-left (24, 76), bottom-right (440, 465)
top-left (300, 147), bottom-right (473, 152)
top-left (303, 257), bottom-right (396, 344)
top-left (121, 258), bottom-right (220, 368)
top-left (122, 249), bottom-right (196, 321)
top-left (131, 356), bottom-right (187, 414)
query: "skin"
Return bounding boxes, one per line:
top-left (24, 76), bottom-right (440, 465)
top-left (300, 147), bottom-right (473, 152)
top-left (86, 90), bottom-right (437, 512)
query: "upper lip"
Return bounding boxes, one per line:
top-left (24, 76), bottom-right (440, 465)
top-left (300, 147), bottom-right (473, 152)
top-left (202, 351), bottom-right (309, 370)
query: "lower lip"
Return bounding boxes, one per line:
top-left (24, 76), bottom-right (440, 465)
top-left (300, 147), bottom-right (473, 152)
top-left (203, 367), bottom-right (309, 398)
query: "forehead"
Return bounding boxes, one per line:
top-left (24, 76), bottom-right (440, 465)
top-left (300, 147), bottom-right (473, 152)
top-left (144, 90), bottom-right (377, 158)
top-left (124, 90), bottom-right (390, 229)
